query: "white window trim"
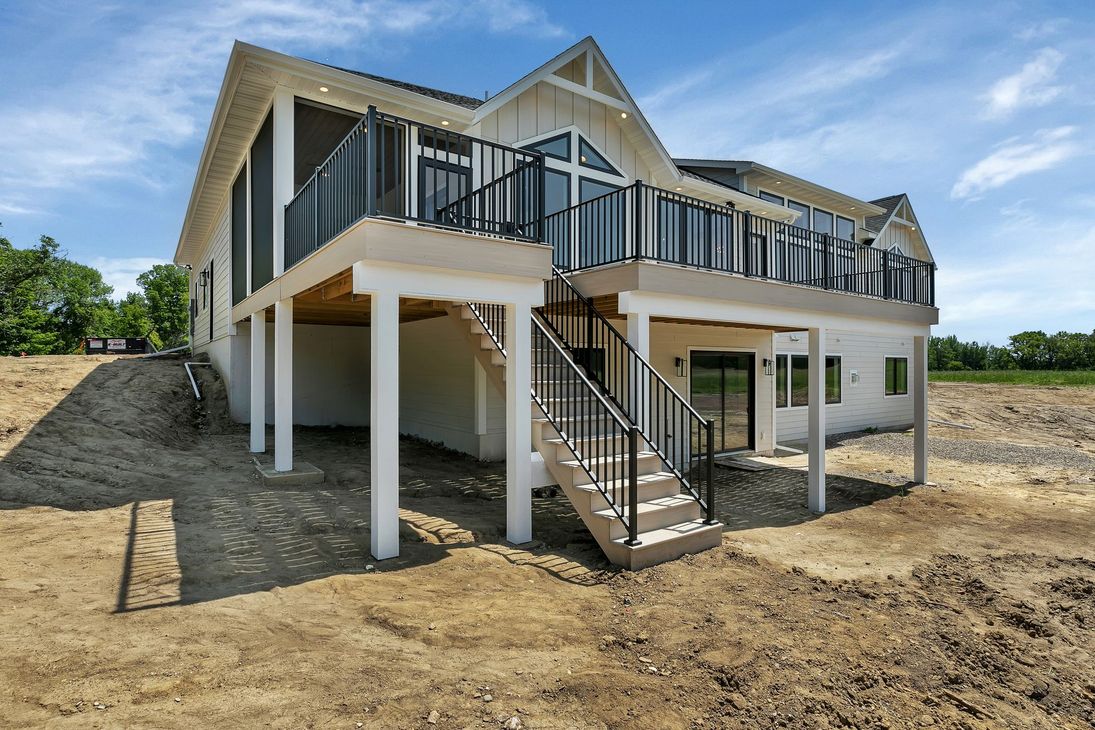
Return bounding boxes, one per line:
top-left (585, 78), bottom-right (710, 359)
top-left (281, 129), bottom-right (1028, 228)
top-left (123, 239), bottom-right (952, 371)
top-left (775, 351), bottom-right (844, 410)
top-left (882, 354), bottom-right (910, 399)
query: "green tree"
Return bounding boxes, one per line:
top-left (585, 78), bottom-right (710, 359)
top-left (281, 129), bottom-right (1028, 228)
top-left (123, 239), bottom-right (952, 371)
top-left (136, 264), bottom-right (189, 348)
top-left (49, 257), bottom-right (115, 352)
top-left (1009, 331), bottom-right (1051, 370)
top-left (0, 230), bottom-right (61, 355)
top-left (113, 292), bottom-right (160, 348)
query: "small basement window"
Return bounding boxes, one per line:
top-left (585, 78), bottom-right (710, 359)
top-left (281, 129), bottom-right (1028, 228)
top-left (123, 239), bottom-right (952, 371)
top-left (885, 356), bottom-right (908, 396)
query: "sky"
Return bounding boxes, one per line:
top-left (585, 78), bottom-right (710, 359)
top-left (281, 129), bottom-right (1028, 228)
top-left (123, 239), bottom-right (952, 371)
top-left (0, 0), bottom-right (1092, 344)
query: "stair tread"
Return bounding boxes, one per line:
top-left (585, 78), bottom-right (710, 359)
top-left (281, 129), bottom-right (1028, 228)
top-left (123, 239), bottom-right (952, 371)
top-left (559, 452), bottom-right (657, 469)
top-left (591, 494), bottom-right (698, 520)
top-left (611, 519), bottom-right (722, 547)
top-left (572, 471), bottom-right (678, 492)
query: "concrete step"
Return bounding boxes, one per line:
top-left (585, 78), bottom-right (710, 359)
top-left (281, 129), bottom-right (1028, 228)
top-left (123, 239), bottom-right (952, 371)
top-left (592, 493), bottom-right (701, 540)
top-left (608, 519), bottom-right (723, 571)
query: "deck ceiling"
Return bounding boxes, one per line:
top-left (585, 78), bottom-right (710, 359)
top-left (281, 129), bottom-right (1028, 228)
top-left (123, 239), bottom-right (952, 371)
top-left (275, 269), bottom-right (452, 326)
top-left (583, 294), bottom-right (798, 332)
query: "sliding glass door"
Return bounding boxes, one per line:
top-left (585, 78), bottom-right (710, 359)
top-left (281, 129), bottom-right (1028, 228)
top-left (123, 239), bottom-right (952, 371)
top-left (690, 351), bottom-right (755, 453)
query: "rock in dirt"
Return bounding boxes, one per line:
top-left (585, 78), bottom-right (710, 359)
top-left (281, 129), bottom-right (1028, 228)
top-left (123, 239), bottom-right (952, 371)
top-left (426, 709), bottom-right (440, 724)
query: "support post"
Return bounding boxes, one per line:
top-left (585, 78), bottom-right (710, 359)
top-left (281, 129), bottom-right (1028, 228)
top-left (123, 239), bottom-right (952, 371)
top-left (913, 333), bottom-right (929, 484)
top-left (505, 301), bottom-right (532, 545)
top-left (249, 310), bottom-right (266, 453)
top-left (626, 311), bottom-right (651, 434)
top-left (371, 289), bottom-right (400, 559)
top-left (272, 87), bottom-right (294, 277)
top-left (807, 327), bottom-right (826, 513)
top-left (273, 298), bottom-right (293, 472)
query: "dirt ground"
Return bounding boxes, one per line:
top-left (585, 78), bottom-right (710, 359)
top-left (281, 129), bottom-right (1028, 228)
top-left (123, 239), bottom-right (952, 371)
top-left (0, 356), bottom-right (1092, 729)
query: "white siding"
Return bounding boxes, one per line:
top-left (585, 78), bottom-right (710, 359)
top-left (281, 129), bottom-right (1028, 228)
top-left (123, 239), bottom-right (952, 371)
top-left (191, 198), bottom-right (232, 348)
top-left (774, 330), bottom-right (913, 443)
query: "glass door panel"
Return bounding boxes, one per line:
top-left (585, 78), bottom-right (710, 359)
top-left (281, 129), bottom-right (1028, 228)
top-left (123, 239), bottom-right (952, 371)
top-left (690, 351), bottom-right (755, 454)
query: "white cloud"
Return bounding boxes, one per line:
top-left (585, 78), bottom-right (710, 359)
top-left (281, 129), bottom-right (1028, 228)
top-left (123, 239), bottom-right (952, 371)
top-left (1015, 18), bottom-right (1069, 42)
top-left (982, 48), bottom-right (1065, 119)
top-left (0, 0), bottom-right (566, 210)
top-left (89, 256), bottom-right (173, 298)
top-left (950, 126), bottom-right (1079, 200)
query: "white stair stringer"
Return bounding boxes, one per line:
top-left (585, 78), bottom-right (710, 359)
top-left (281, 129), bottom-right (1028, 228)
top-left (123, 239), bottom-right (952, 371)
top-left (446, 303), bottom-right (722, 570)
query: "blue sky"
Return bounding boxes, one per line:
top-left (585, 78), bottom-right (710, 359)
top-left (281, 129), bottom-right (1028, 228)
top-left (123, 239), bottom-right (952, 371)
top-left (0, 0), bottom-right (1091, 343)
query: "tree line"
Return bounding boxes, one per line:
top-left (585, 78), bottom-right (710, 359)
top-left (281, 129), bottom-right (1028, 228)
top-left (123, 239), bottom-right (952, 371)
top-left (929, 332), bottom-right (1095, 371)
top-left (0, 226), bottom-right (189, 356)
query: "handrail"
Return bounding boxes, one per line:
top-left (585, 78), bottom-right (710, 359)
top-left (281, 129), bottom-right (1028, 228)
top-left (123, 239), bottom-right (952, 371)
top-left (464, 301), bottom-right (641, 544)
top-left (538, 268), bottom-right (715, 521)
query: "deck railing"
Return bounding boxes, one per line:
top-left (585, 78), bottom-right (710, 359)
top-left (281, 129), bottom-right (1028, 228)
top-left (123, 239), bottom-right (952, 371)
top-left (284, 107), bottom-right (545, 270)
top-left (544, 181), bottom-right (936, 307)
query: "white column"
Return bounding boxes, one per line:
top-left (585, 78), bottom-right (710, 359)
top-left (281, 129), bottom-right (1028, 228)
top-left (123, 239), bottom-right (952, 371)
top-left (626, 311), bottom-right (651, 433)
top-left (913, 333), bottom-right (929, 483)
top-left (272, 87), bottom-right (294, 277)
top-left (505, 301), bottom-right (532, 545)
top-left (273, 298), bottom-right (293, 472)
top-left (807, 327), bottom-right (826, 513)
top-left (249, 310), bottom-right (266, 453)
top-left (370, 290), bottom-right (400, 560)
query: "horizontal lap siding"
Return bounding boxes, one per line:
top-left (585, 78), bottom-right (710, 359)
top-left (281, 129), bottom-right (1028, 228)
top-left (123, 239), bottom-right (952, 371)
top-left (775, 330), bottom-right (913, 443)
top-left (192, 201), bottom-right (232, 351)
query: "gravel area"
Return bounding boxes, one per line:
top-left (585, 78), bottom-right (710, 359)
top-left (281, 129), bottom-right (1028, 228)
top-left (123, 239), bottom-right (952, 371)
top-left (833, 431), bottom-right (1095, 471)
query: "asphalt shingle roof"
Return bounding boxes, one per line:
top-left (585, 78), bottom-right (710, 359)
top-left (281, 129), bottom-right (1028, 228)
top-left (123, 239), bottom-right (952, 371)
top-left (865, 194), bottom-right (905, 234)
top-left (319, 62), bottom-right (485, 110)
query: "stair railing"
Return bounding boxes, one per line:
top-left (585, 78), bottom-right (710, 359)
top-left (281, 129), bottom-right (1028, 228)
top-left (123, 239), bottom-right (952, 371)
top-left (465, 302), bottom-right (641, 545)
top-left (539, 268), bottom-right (717, 524)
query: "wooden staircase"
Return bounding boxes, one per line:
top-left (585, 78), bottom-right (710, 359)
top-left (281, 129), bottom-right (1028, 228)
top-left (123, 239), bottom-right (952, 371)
top-left (446, 302), bottom-right (721, 570)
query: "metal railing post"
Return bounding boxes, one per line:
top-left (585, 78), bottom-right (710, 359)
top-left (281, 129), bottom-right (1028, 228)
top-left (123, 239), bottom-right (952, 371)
top-left (823, 234), bottom-right (832, 289)
top-left (365, 105), bottom-right (378, 218)
top-left (882, 249), bottom-right (891, 300)
top-left (632, 180), bottom-right (644, 260)
top-left (536, 152), bottom-right (547, 244)
top-left (743, 211), bottom-right (753, 276)
top-left (626, 426), bottom-right (641, 546)
top-left (704, 419), bottom-right (716, 524)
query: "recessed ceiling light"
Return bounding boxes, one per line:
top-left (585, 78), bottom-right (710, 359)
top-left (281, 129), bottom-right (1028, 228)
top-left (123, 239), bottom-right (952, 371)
top-left (850, 206), bottom-right (856, 210)
top-left (441, 120), bottom-right (450, 126)
top-left (318, 86), bottom-right (329, 93)
top-left (774, 181), bottom-right (781, 185)
top-left (675, 186), bottom-right (682, 191)
top-left (620, 112), bottom-right (628, 119)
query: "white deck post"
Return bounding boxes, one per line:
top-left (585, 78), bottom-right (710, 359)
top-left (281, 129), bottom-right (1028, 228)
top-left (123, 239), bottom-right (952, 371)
top-left (505, 301), bottom-right (532, 545)
top-left (807, 327), bottom-right (826, 513)
top-left (913, 333), bottom-right (929, 483)
top-left (370, 289), bottom-right (400, 559)
top-left (273, 298), bottom-right (293, 472)
top-left (626, 311), bottom-right (651, 432)
top-left (271, 87), bottom-right (294, 278)
top-left (249, 310), bottom-right (266, 453)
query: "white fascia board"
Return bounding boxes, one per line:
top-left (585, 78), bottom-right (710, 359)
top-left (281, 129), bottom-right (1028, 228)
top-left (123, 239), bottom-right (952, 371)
top-left (678, 177), bottom-right (799, 222)
top-left (746, 163), bottom-right (886, 216)
top-left (617, 290), bottom-right (933, 337)
top-left (352, 260), bottom-right (545, 307)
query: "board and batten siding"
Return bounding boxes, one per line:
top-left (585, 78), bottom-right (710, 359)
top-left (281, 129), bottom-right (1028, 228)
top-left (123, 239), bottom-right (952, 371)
top-left (874, 220), bottom-right (931, 262)
top-left (191, 199), bottom-right (232, 349)
top-left (473, 81), bottom-right (656, 185)
top-left (774, 330), bottom-right (913, 443)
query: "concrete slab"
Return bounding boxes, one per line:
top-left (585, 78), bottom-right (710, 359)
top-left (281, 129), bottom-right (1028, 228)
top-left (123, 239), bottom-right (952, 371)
top-left (256, 461), bottom-right (325, 487)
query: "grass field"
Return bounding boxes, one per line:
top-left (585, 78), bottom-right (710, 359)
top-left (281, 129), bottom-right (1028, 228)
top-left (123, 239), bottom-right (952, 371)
top-left (929, 369), bottom-right (1095, 386)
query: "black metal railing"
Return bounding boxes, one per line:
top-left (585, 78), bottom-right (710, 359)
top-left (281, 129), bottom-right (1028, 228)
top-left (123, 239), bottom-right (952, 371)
top-left (544, 180), bottom-right (936, 307)
top-left (539, 269), bottom-right (715, 523)
top-left (284, 106), bottom-right (545, 269)
top-left (465, 300), bottom-right (642, 545)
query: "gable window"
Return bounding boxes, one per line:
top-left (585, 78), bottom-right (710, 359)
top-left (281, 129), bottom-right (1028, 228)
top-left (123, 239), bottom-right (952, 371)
top-left (885, 356), bottom-right (908, 396)
top-left (887, 243), bottom-right (905, 257)
top-left (776, 353), bottom-right (841, 407)
top-left (578, 137), bottom-right (621, 175)
top-left (524, 132), bottom-right (570, 161)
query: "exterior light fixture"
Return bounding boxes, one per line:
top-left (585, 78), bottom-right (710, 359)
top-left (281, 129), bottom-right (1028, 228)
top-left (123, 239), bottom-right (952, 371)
top-left (441, 120), bottom-right (450, 126)
top-left (674, 357), bottom-right (686, 377)
top-left (318, 86), bottom-right (329, 93)
top-left (620, 112), bottom-right (628, 119)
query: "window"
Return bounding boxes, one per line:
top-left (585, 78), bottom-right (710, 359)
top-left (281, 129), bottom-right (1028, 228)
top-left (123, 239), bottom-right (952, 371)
top-left (825, 355), bottom-right (841, 404)
top-left (776, 353), bottom-right (841, 407)
top-left (419, 158), bottom-right (470, 222)
top-left (885, 357), bottom-right (908, 396)
top-left (523, 132), bottom-right (570, 161)
top-left (759, 190), bottom-right (784, 205)
top-left (836, 215), bottom-right (855, 242)
top-left (544, 169), bottom-right (571, 215)
top-left (788, 199), bottom-right (810, 229)
top-left (231, 165), bottom-right (247, 305)
top-left (887, 243), bottom-right (905, 257)
top-left (578, 137), bottom-right (621, 175)
top-left (419, 129), bottom-right (471, 157)
top-left (812, 208), bottom-right (834, 236)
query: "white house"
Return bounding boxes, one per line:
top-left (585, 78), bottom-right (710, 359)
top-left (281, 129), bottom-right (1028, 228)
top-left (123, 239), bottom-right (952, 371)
top-left (175, 37), bottom-right (937, 569)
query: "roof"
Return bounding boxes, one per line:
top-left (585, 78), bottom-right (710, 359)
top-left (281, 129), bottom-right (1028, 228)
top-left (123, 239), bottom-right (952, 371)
top-left (319, 62), bottom-right (484, 110)
top-left (865, 194), bottom-right (905, 233)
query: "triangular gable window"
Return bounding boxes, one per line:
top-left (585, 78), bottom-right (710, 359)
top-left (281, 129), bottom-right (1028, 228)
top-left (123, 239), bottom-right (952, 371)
top-left (578, 136), bottom-right (621, 176)
top-left (523, 132), bottom-right (570, 162)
